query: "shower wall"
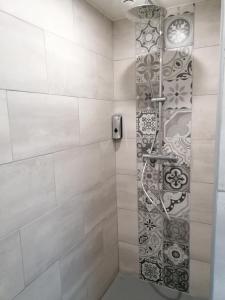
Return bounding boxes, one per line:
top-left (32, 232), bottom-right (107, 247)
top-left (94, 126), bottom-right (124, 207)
top-left (0, 1), bottom-right (118, 300)
top-left (114, 0), bottom-right (220, 298)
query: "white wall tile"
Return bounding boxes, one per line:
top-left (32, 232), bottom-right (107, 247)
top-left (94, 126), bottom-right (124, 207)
top-left (100, 141), bottom-right (116, 180)
top-left (190, 222), bottom-right (212, 263)
top-left (60, 243), bottom-right (87, 300)
top-left (101, 176), bottom-right (117, 219)
top-left (116, 140), bottom-right (137, 175)
top-left (0, 90), bottom-right (12, 164)
top-left (194, 0), bottom-right (221, 48)
top-left (45, 32), bottom-right (97, 98)
top-left (84, 224), bottom-right (104, 274)
top-left (118, 209), bottom-right (138, 245)
top-left (0, 0), bottom-right (74, 41)
top-left (193, 46), bottom-right (220, 95)
top-left (73, 0), bottom-right (112, 58)
top-left (54, 144), bottom-right (102, 204)
top-left (14, 263), bottom-right (61, 300)
top-left (114, 59), bottom-right (136, 101)
top-left (0, 155), bottom-right (56, 239)
top-left (87, 246), bottom-right (118, 300)
top-left (97, 55), bottom-right (114, 100)
top-left (113, 19), bottom-right (135, 60)
top-left (190, 259), bottom-right (210, 299)
top-left (192, 95), bottom-right (217, 140)
top-left (191, 140), bottom-right (215, 183)
top-left (190, 182), bottom-right (214, 224)
top-left (103, 212), bottom-right (118, 254)
top-left (117, 174), bottom-right (137, 211)
top-left (119, 242), bottom-right (139, 275)
top-left (0, 233), bottom-right (24, 300)
top-left (114, 100), bottom-right (136, 139)
top-left (7, 92), bottom-right (79, 160)
top-left (20, 197), bottom-right (84, 284)
top-left (0, 11), bottom-right (48, 93)
top-left (79, 99), bottom-right (112, 145)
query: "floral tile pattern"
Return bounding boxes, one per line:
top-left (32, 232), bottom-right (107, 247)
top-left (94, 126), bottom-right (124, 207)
top-left (136, 7), bottom-right (193, 293)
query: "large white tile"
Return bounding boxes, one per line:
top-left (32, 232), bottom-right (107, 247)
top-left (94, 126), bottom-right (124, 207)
top-left (45, 32), bottom-right (97, 98)
top-left (190, 222), bottom-right (212, 263)
top-left (100, 141), bottom-right (116, 180)
top-left (14, 263), bottom-right (61, 300)
top-left (114, 59), bottom-right (136, 101)
top-left (0, 90), bottom-right (12, 164)
top-left (73, 0), bottom-right (112, 58)
top-left (114, 100), bottom-right (136, 139)
top-left (0, 0), bottom-right (74, 41)
top-left (118, 209), bottom-right (138, 245)
top-left (117, 174), bottom-right (137, 211)
top-left (97, 55), bottom-right (114, 100)
top-left (87, 246), bottom-right (118, 300)
top-left (84, 224), bottom-right (104, 274)
top-left (54, 144), bottom-right (102, 204)
top-left (116, 140), bottom-right (137, 175)
top-left (113, 19), bottom-right (135, 60)
top-left (20, 197), bottom-right (84, 284)
top-left (0, 233), bottom-right (24, 300)
top-left (218, 93), bottom-right (225, 191)
top-left (0, 155), bottom-right (56, 239)
top-left (194, 0), bottom-right (221, 48)
top-left (119, 241), bottom-right (139, 275)
top-left (190, 182), bottom-right (214, 224)
top-left (83, 178), bottom-right (117, 235)
top-left (7, 92), bottom-right (79, 160)
top-left (0, 11), bottom-right (47, 92)
top-left (60, 243), bottom-right (87, 300)
top-left (193, 46), bottom-right (220, 95)
top-left (190, 260), bottom-right (210, 299)
top-left (103, 212), bottom-right (118, 254)
top-left (79, 99), bottom-right (112, 145)
top-left (191, 140), bottom-right (215, 184)
top-left (192, 95), bottom-right (217, 140)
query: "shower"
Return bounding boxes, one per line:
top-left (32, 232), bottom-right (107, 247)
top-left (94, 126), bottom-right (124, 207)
top-left (123, 0), bottom-right (179, 220)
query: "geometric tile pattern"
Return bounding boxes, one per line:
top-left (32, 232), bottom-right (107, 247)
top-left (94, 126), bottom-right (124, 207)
top-left (136, 8), bottom-right (193, 293)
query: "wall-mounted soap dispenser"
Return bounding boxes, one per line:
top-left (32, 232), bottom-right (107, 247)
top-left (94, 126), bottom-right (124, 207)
top-left (112, 114), bottom-right (123, 140)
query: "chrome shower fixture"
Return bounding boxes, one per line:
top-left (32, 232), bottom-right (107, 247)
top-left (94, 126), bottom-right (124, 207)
top-left (121, 0), bottom-right (167, 23)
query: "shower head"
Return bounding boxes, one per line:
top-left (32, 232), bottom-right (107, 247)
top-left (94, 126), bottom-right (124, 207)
top-left (122, 0), bottom-right (167, 23)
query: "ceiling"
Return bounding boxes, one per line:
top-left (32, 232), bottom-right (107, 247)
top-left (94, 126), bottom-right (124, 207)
top-left (87, 0), bottom-right (204, 21)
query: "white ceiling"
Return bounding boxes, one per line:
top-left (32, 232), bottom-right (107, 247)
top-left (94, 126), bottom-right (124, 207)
top-left (87, 0), bottom-right (204, 21)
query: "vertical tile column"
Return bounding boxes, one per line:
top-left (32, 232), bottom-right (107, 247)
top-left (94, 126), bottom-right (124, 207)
top-left (136, 8), bottom-right (194, 293)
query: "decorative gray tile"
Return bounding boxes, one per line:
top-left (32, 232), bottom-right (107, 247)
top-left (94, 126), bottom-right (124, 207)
top-left (137, 82), bottom-right (160, 110)
top-left (140, 257), bottom-right (163, 284)
top-left (163, 241), bottom-right (189, 268)
top-left (163, 218), bottom-right (189, 245)
top-left (163, 47), bottom-right (192, 81)
top-left (137, 110), bottom-right (158, 136)
top-left (136, 53), bottom-right (159, 84)
top-left (164, 14), bottom-right (194, 49)
top-left (163, 78), bottom-right (192, 110)
top-left (163, 265), bottom-right (189, 292)
top-left (136, 20), bottom-right (160, 55)
top-left (137, 134), bottom-right (159, 162)
top-left (163, 191), bottom-right (190, 220)
top-left (163, 165), bottom-right (190, 193)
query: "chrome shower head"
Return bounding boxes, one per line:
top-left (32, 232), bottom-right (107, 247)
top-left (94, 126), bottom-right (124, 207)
top-left (122, 0), bottom-right (167, 23)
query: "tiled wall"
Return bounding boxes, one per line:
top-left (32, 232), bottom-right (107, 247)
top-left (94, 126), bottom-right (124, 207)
top-left (114, 0), bottom-right (221, 298)
top-left (0, 1), bottom-right (118, 300)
